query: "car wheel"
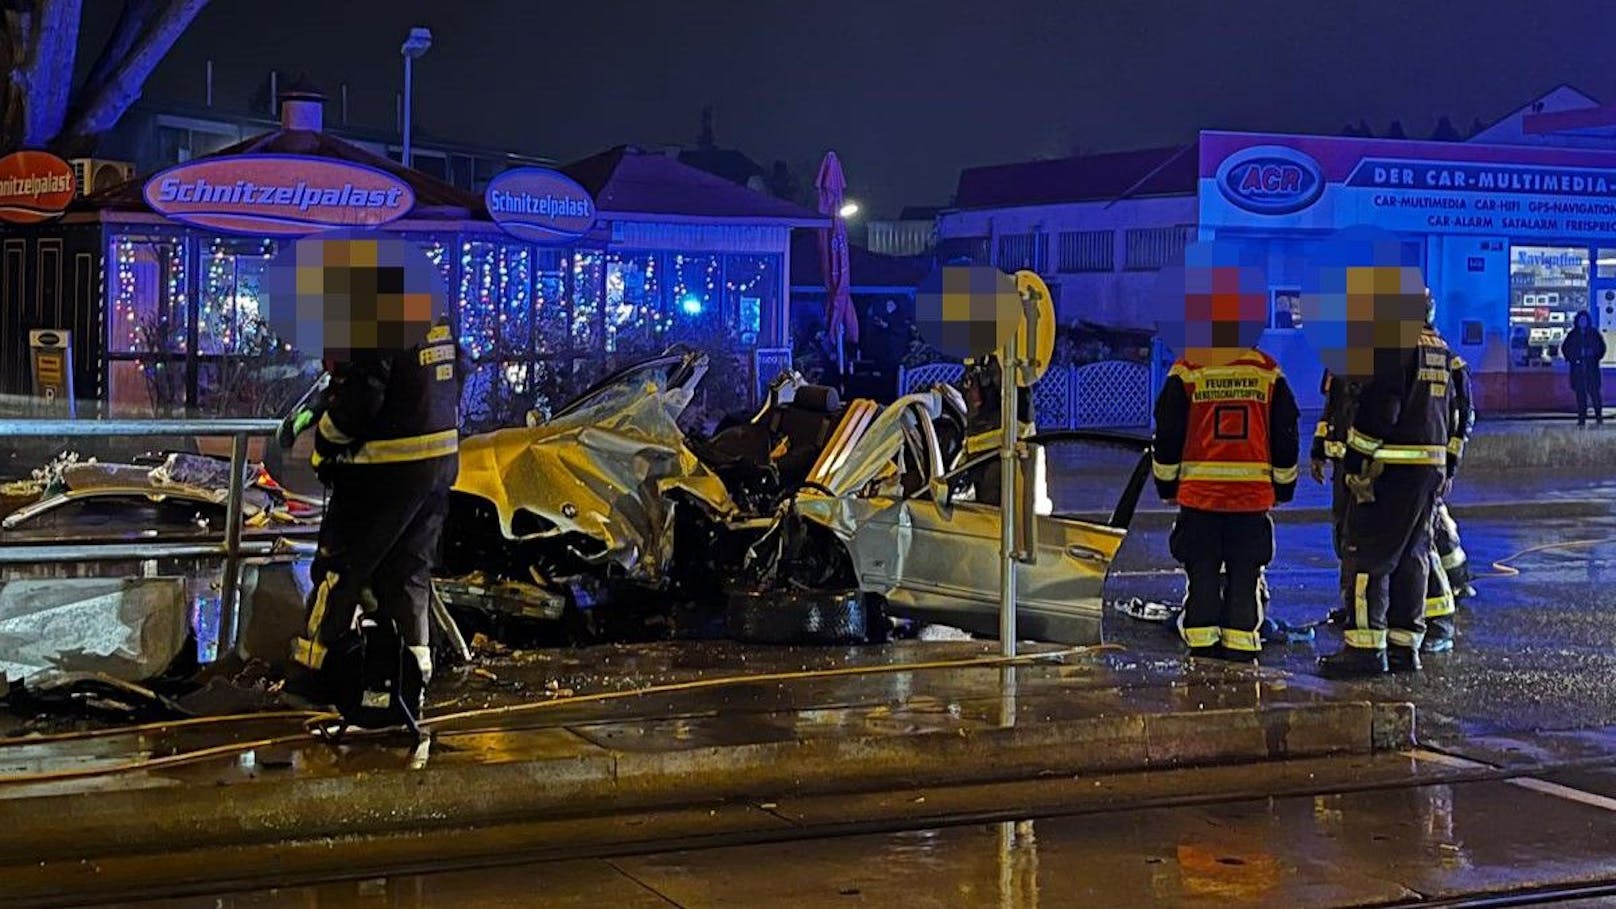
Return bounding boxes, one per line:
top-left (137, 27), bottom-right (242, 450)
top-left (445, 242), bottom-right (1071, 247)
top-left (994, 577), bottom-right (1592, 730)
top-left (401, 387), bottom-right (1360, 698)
top-left (725, 586), bottom-right (867, 645)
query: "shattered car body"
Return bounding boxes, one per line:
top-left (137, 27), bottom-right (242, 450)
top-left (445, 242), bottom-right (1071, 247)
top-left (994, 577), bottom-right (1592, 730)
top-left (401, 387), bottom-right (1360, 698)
top-left (439, 352), bottom-right (736, 619)
top-left (441, 350), bottom-right (1150, 645)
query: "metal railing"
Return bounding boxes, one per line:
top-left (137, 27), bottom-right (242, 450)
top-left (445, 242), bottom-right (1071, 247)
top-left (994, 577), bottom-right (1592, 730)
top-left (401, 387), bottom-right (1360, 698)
top-left (0, 418), bottom-right (284, 650)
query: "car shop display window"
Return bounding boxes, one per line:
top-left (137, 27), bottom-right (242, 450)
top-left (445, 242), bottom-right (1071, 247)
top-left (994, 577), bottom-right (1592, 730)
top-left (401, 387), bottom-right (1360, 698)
top-left (1509, 245), bottom-right (1588, 367)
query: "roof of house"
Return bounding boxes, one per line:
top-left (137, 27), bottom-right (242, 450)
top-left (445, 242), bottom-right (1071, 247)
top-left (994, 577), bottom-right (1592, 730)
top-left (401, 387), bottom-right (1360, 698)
top-left (676, 147), bottom-right (768, 186)
top-left (952, 145), bottom-right (1197, 210)
top-left (789, 230), bottom-right (931, 290)
top-left (561, 146), bottom-right (824, 224)
top-left (76, 125), bottom-right (484, 218)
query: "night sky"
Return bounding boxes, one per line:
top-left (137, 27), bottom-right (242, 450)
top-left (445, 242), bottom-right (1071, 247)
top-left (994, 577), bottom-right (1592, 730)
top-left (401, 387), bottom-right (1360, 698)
top-left (85, 0), bottom-right (1616, 217)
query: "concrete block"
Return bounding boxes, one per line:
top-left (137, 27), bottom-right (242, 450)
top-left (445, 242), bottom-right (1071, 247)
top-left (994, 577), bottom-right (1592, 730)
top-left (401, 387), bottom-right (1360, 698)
top-left (1371, 702), bottom-right (1417, 751)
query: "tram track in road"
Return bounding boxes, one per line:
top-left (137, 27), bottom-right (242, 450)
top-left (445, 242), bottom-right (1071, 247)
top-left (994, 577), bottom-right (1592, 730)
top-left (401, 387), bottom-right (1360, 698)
top-left (20, 747), bottom-right (1616, 908)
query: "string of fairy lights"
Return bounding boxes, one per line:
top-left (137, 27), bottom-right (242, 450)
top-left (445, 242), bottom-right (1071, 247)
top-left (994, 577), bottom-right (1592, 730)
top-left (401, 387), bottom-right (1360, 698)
top-left (110, 232), bottom-right (781, 416)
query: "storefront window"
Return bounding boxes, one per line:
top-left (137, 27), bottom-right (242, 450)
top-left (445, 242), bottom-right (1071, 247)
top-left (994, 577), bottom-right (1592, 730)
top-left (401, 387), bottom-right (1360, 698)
top-left (571, 249), bottom-right (603, 351)
top-left (107, 235), bottom-right (188, 416)
top-left (534, 248), bottom-right (568, 354)
top-left (1270, 287), bottom-right (1302, 330)
top-left (604, 252), bottom-right (661, 354)
top-left (666, 252), bottom-right (721, 341)
top-left (724, 254), bottom-right (779, 346)
top-left (1509, 245), bottom-right (1588, 367)
top-left (199, 237), bottom-right (277, 354)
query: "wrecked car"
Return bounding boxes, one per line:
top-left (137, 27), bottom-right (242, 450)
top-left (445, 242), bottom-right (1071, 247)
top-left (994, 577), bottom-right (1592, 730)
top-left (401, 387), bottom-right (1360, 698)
top-left (438, 349), bottom-right (1151, 645)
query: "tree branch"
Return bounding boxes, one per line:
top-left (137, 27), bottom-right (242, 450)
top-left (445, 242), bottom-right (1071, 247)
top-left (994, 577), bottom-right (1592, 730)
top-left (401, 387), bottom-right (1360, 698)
top-left (71, 0), bottom-right (158, 119)
top-left (56, 0), bottom-right (206, 154)
top-left (20, 0), bottom-right (81, 147)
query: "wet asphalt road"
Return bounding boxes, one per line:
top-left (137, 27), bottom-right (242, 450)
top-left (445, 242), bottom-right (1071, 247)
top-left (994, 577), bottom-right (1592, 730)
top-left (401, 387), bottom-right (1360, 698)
top-left (1104, 509), bottom-right (1616, 756)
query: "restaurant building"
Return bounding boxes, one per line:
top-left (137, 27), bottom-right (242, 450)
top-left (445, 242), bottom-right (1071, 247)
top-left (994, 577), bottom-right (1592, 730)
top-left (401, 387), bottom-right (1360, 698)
top-left (2, 85), bottom-right (821, 428)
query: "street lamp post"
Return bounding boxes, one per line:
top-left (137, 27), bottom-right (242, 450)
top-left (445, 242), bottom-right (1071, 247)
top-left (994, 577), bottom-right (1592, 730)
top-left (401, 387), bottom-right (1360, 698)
top-left (400, 27), bottom-right (432, 169)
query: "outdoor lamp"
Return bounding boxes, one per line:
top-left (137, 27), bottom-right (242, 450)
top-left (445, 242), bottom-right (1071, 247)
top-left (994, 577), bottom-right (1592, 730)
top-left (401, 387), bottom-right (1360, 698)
top-left (400, 27), bottom-right (433, 169)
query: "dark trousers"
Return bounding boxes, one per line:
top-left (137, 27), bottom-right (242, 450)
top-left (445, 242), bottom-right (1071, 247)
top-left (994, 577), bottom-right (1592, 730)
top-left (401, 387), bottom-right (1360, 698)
top-left (292, 457), bottom-right (456, 672)
top-left (1342, 467), bottom-right (1442, 651)
top-left (1330, 461), bottom-right (1350, 602)
top-left (1170, 508), bottom-right (1275, 652)
top-left (1575, 379), bottom-right (1604, 425)
top-left (1425, 500), bottom-right (1461, 642)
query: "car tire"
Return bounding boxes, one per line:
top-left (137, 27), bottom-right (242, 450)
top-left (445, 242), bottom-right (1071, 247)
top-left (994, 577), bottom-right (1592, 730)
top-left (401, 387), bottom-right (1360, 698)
top-left (725, 586), bottom-right (867, 645)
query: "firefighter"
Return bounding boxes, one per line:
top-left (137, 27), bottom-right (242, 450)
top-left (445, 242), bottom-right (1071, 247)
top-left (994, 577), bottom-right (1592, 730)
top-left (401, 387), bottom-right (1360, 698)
top-left (1152, 346), bottom-right (1301, 661)
top-left (1422, 294), bottom-right (1475, 653)
top-left (286, 316), bottom-right (461, 714)
top-left (960, 356), bottom-right (1045, 511)
top-left (1315, 369), bottom-right (1362, 628)
top-left (1319, 310), bottom-right (1452, 676)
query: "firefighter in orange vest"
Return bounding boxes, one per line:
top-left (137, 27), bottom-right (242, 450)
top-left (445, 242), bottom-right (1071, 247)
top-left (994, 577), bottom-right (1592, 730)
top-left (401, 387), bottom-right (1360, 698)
top-left (1152, 347), bottom-right (1301, 660)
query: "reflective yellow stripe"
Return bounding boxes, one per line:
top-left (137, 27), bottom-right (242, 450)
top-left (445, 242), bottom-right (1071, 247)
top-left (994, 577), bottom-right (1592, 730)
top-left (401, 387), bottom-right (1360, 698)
top-left (1314, 420), bottom-right (1330, 439)
top-left (1220, 628), bottom-right (1261, 652)
top-left (291, 636), bottom-right (326, 669)
top-left (1345, 628), bottom-right (1387, 649)
top-left (1152, 460), bottom-right (1181, 481)
top-left (1347, 428), bottom-right (1382, 456)
top-left (1180, 461), bottom-right (1273, 481)
top-left (1351, 573), bottom-right (1372, 644)
top-left (1387, 628), bottom-right (1424, 649)
top-left (349, 429), bottom-right (459, 465)
top-left (1373, 445), bottom-right (1446, 466)
top-left (427, 323), bottom-right (452, 343)
top-left (317, 412), bottom-right (354, 445)
top-left (1447, 437), bottom-right (1465, 457)
top-left (1451, 355), bottom-right (1466, 370)
top-left (1427, 548), bottom-right (1456, 617)
top-left (1272, 464), bottom-right (1299, 484)
top-left (1180, 625), bottom-right (1221, 648)
top-left (1323, 441), bottom-right (1346, 459)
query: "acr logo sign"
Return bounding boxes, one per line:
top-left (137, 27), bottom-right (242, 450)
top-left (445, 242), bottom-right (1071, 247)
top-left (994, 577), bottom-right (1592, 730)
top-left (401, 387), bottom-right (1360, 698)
top-left (144, 154), bottom-right (415, 236)
top-left (1215, 145), bottom-right (1325, 215)
top-left (485, 167), bottom-right (596, 243)
top-left (0, 151), bottom-right (76, 224)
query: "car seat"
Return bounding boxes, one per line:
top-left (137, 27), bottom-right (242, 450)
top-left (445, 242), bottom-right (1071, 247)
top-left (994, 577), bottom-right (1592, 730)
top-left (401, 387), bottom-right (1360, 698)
top-left (770, 384), bottom-right (842, 489)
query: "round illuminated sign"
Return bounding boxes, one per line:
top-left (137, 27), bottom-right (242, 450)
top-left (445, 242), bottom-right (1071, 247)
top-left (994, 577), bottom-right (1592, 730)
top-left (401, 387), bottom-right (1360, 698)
top-left (485, 167), bottom-right (596, 244)
top-left (0, 151), bottom-right (76, 224)
top-left (144, 154), bottom-right (416, 236)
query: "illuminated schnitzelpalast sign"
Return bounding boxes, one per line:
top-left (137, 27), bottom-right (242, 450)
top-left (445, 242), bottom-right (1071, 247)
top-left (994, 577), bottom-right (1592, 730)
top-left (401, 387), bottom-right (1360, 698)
top-left (0, 151), bottom-right (76, 224)
top-left (143, 154), bottom-right (415, 236)
top-left (484, 167), bottom-right (596, 243)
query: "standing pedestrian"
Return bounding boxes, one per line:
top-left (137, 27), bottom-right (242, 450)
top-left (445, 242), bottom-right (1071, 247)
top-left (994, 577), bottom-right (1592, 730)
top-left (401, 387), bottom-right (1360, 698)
top-left (1561, 311), bottom-right (1606, 427)
top-left (1152, 346), bottom-right (1301, 662)
top-left (1319, 319), bottom-right (1451, 676)
top-left (1313, 368), bottom-right (1360, 628)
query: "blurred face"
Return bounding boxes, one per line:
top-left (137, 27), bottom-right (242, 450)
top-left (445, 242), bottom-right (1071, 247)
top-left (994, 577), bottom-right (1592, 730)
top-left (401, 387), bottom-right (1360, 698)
top-left (1576, 313), bottom-right (1592, 329)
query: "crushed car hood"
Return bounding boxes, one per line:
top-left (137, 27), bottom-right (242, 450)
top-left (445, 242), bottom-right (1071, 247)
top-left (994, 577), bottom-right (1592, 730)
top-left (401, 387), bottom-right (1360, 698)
top-left (452, 353), bottom-right (735, 578)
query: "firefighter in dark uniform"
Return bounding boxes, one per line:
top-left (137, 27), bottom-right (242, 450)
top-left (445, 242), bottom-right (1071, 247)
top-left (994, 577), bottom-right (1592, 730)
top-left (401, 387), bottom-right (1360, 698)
top-left (1314, 369), bottom-right (1361, 627)
top-left (961, 355), bottom-right (1034, 507)
top-left (288, 318), bottom-right (461, 705)
top-left (1153, 347), bottom-right (1300, 660)
top-left (1422, 295), bottom-right (1476, 652)
top-left (1320, 321), bottom-right (1452, 675)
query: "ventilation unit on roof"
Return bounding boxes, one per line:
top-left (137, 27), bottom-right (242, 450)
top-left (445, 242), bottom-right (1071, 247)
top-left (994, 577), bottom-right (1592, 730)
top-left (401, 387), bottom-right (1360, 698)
top-left (69, 159), bottom-right (135, 197)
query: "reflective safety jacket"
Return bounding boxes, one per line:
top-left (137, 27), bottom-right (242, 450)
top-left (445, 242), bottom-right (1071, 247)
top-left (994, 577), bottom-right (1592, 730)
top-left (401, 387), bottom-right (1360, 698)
top-left (1343, 331), bottom-right (1452, 475)
top-left (1310, 370), bottom-right (1361, 463)
top-left (313, 322), bottom-right (462, 470)
top-left (1439, 330), bottom-right (1474, 476)
top-left (1152, 350), bottom-right (1301, 512)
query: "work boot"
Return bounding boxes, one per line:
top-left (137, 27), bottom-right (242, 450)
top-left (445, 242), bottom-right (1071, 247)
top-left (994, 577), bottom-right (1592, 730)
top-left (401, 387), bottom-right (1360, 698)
top-left (1387, 647), bottom-right (1423, 672)
top-left (1420, 635), bottom-right (1454, 655)
top-left (1317, 648), bottom-right (1388, 677)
